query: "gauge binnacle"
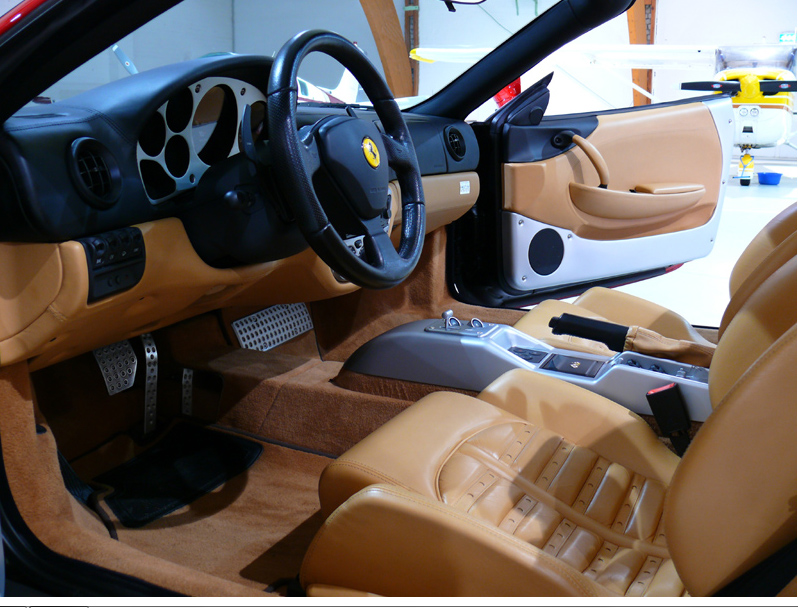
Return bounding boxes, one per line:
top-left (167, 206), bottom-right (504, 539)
top-left (193, 85), bottom-right (237, 166)
top-left (165, 135), bottom-right (190, 177)
top-left (140, 159), bottom-right (176, 200)
top-left (238, 100), bottom-right (267, 149)
top-left (166, 87), bottom-right (193, 133)
top-left (139, 111), bottom-right (166, 157)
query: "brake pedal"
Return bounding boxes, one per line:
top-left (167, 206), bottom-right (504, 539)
top-left (231, 304), bottom-right (313, 352)
top-left (141, 333), bottom-right (158, 435)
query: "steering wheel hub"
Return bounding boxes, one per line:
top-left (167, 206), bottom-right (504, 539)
top-left (316, 116), bottom-right (389, 220)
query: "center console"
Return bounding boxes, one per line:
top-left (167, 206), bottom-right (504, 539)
top-left (343, 311), bottom-right (712, 421)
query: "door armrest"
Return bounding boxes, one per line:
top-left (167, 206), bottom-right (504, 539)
top-left (569, 182), bottom-right (706, 220)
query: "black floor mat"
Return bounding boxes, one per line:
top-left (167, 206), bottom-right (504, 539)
top-left (95, 424), bottom-right (263, 528)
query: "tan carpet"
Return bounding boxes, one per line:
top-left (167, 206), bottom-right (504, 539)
top-left (74, 430), bottom-right (330, 594)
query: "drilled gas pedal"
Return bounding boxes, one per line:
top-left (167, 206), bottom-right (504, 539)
top-left (93, 340), bottom-right (137, 395)
top-left (232, 304), bottom-right (314, 352)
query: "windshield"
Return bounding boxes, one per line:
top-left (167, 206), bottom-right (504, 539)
top-left (34, 0), bottom-right (558, 107)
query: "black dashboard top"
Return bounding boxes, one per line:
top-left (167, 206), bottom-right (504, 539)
top-left (0, 53), bottom-right (478, 269)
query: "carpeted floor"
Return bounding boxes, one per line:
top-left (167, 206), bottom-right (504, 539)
top-left (73, 429), bottom-right (330, 593)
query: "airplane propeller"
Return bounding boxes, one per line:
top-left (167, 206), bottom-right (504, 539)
top-left (758, 80), bottom-right (797, 94)
top-left (681, 81), bottom-right (741, 93)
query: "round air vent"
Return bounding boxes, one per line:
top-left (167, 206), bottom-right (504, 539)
top-left (68, 137), bottom-right (121, 209)
top-left (444, 126), bottom-right (466, 161)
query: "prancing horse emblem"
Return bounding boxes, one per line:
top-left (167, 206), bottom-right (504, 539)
top-left (362, 136), bottom-right (380, 168)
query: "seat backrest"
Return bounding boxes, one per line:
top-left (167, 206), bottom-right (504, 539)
top-left (664, 257), bottom-right (797, 596)
top-left (719, 230), bottom-right (796, 338)
top-left (710, 255), bottom-right (796, 406)
top-left (729, 203), bottom-right (796, 299)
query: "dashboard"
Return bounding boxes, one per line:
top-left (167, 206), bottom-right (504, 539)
top-left (0, 53), bottom-right (480, 369)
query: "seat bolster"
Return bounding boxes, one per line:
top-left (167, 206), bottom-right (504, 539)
top-left (574, 287), bottom-right (713, 346)
top-left (710, 257), bottom-right (796, 406)
top-left (729, 202), bottom-right (796, 297)
top-left (302, 484), bottom-right (612, 597)
top-left (319, 391), bottom-right (511, 516)
top-left (665, 327), bottom-right (797, 596)
top-left (719, 231), bottom-right (796, 338)
top-left (477, 369), bottom-right (679, 485)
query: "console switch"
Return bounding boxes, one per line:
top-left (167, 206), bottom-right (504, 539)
top-left (508, 347), bottom-right (547, 364)
top-left (79, 227), bottom-right (146, 303)
top-left (542, 354), bottom-right (603, 378)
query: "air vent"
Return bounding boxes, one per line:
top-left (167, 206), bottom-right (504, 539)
top-left (445, 126), bottom-right (466, 161)
top-left (68, 137), bottom-right (121, 209)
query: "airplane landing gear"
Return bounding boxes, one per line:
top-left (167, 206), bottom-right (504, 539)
top-left (738, 147), bottom-right (754, 186)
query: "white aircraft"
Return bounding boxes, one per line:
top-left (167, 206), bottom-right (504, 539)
top-left (412, 43), bottom-right (797, 183)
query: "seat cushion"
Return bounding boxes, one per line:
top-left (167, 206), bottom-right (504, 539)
top-left (315, 369), bottom-right (684, 596)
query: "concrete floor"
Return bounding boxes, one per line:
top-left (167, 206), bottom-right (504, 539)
top-left (614, 161), bottom-right (797, 327)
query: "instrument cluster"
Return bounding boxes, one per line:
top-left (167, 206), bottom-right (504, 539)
top-left (136, 76), bottom-right (267, 204)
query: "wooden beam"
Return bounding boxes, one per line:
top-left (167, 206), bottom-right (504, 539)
top-left (627, 0), bottom-right (656, 106)
top-left (360, 0), bottom-right (414, 98)
top-left (404, 0), bottom-right (420, 95)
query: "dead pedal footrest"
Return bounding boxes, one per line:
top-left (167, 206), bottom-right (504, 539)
top-left (232, 303), bottom-right (313, 352)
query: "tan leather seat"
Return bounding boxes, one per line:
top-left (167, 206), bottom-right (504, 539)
top-left (301, 257), bottom-right (796, 597)
top-left (513, 203), bottom-right (797, 357)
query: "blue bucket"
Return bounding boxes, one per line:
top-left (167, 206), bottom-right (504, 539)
top-left (757, 172), bottom-right (782, 185)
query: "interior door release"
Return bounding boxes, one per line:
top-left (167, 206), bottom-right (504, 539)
top-left (551, 130), bottom-right (610, 188)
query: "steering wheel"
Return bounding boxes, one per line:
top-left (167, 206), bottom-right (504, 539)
top-left (267, 30), bottom-right (425, 289)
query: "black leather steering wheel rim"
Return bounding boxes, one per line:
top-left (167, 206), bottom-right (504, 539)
top-left (267, 30), bottom-right (425, 289)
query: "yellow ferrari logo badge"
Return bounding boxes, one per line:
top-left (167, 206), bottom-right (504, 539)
top-left (362, 137), bottom-right (380, 168)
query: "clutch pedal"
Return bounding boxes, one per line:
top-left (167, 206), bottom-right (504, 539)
top-left (232, 303), bottom-right (313, 352)
top-left (93, 334), bottom-right (159, 435)
top-left (93, 340), bottom-right (137, 395)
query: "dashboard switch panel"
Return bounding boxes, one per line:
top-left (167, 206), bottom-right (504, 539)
top-left (79, 227), bottom-right (146, 303)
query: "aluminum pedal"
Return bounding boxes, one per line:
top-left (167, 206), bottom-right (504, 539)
top-left (232, 304), bottom-right (313, 352)
top-left (93, 340), bottom-right (137, 396)
top-left (181, 368), bottom-right (194, 417)
top-left (141, 333), bottom-right (158, 435)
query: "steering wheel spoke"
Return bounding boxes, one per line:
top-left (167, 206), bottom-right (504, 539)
top-left (358, 216), bottom-right (397, 269)
top-left (297, 126), bottom-right (322, 176)
top-left (380, 131), bottom-right (412, 174)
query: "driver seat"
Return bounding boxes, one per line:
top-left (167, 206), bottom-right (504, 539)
top-left (513, 203), bottom-right (796, 357)
top-left (300, 257), bottom-right (796, 597)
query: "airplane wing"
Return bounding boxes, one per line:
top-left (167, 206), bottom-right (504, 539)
top-left (410, 44), bottom-right (718, 70)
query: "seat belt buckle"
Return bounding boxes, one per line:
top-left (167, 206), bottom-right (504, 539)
top-left (646, 383), bottom-right (692, 456)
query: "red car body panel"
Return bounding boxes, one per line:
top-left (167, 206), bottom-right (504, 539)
top-left (0, 0), bottom-right (50, 36)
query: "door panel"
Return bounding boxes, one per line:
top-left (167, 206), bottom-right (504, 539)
top-left (500, 97), bottom-right (731, 293)
top-left (502, 102), bottom-right (724, 240)
top-left (447, 94), bottom-right (732, 308)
